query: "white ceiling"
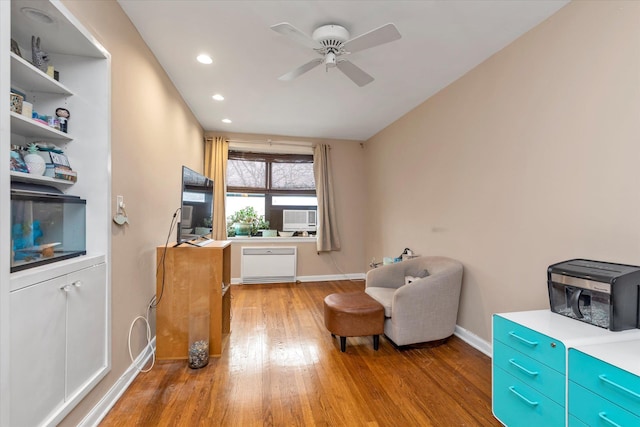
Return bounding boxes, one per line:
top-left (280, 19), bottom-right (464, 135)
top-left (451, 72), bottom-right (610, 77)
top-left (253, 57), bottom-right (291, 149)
top-left (117, 0), bottom-right (569, 141)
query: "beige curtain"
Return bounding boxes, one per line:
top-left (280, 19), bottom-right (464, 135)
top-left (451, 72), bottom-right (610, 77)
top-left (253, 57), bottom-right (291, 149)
top-left (204, 136), bottom-right (228, 240)
top-left (313, 144), bottom-right (341, 252)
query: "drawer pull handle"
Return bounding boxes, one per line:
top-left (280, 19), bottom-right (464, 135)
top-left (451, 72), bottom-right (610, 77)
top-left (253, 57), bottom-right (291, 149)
top-left (599, 374), bottom-right (640, 400)
top-left (508, 359), bottom-right (539, 377)
top-left (598, 412), bottom-right (622, 427)
top-left (508, 331), bottom-right (539, 347)
top-left (508, 386), bottom-right (539, 407)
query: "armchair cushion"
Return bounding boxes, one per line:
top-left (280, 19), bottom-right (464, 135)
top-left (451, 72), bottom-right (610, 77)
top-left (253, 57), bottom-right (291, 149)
top-left (364, 287), bottom-right (394, 317)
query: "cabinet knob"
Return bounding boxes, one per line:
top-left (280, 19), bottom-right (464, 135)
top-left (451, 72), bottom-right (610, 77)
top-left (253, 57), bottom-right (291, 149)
top-left (60, 284), bottom-right (72, 292)
top-left (550, 342), bottom-right (556, 348)
top-left (72, 281), bottom-right (82, 288)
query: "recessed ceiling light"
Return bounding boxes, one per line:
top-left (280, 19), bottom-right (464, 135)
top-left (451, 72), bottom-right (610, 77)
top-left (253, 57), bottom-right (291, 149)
top-left (212, 94), bottom-right (224, 101)
top-left (196, 54), bottom-right (212, 64)
top-left (21, 7), bottom-right (55, 24)
top-left (221, 118), bottom-right (232, 124)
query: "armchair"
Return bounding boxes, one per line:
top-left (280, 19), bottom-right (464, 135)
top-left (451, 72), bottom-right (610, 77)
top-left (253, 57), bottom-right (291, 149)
top-left (364, 256), bottom-right (463, 346)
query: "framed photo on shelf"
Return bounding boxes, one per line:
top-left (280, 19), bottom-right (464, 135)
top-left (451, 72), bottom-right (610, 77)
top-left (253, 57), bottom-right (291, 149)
top-left (10, 149), bottom-right (29, 173)
top-left (50, 151), bottom-right (71, 168)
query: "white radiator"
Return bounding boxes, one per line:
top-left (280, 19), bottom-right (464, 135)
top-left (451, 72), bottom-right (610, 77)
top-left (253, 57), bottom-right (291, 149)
top-left (241, 247), bottom-right (297, 284)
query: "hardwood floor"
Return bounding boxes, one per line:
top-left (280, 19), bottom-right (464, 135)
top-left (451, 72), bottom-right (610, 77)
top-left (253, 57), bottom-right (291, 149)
top-left (99, 281), bottom-right (500, 426)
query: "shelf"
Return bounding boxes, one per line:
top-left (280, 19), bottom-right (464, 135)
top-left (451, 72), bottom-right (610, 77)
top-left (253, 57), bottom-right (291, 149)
top-left (10, 52), bottom-right (74, 96)
top-left (10, 112), bottom-right (73, 141)
top-left (4, 2), bottom-right (111, 426)
top-left (10, 171), bottom-right (74, 187)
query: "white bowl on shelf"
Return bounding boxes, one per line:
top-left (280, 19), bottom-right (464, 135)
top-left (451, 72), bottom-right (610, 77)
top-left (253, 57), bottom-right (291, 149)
top-left (278, 231), bottom-right (294, 237)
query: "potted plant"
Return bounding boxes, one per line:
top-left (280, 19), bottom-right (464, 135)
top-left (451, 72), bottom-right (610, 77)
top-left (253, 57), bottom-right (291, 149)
top-left (227, 206), bottom-right (270, 236)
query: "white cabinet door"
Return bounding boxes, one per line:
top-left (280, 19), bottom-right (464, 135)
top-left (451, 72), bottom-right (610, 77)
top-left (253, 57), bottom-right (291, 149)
top-left (10, 276), bottom-right (67, 427)
top-left (66, 263), bottom-right (107, 398)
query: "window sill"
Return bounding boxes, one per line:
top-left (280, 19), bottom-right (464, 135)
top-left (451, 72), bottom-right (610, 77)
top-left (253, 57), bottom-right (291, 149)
top-left (228, 236), bottom-right (316, 243)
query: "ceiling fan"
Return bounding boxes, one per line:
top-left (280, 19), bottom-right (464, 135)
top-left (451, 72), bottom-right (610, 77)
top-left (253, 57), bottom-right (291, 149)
top-left (271, 22), bottom-right (401, 87)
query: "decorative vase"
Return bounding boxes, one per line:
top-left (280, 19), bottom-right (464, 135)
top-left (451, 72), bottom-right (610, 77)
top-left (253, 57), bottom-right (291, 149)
top-left (188, 311), bottom-right (210, 369)
top-left (233, 222), bottom-right (251, 236)
top-left (24, 152), bottom-right (46, 175)
top-left (262, 229), bottom-right (277, 237)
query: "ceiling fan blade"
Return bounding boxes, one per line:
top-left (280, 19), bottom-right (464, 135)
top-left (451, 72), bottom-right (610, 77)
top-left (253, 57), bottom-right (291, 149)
top-left (336, 60), bottom-right (374, 87)
top-left (342, 23), bottom-right (401, 53)
top-left (271, 22), bottom-right (321, 49)
top-left (278, 58), bottom-right (323, 81)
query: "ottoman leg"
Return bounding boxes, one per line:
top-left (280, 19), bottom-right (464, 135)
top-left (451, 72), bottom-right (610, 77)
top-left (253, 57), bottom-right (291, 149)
top-left (373, 335), bottom-right (379, 351)
top-left (340, 336), bottom-right (346, 352)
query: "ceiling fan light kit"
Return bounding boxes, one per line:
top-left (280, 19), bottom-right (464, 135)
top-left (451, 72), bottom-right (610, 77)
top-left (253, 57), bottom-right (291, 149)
top-left (271, 22), bottom-right (401, 87)
top-left (324, 52), bottom-right (337, 68)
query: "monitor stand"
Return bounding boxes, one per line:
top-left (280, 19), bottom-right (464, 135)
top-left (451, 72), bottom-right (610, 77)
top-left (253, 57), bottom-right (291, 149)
top-left (179, 235), bottom-right (214, 247)
top-left (195, 238), bottom-right (214, 247)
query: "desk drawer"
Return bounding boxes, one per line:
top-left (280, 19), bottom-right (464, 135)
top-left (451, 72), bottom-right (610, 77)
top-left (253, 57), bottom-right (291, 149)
top-left (493, 366), bottom-right (564, 427)
top-left (569, 381), bottom-right (640, 426)
top-left (493, 315), bottom-right (565, 374)
top-left (569, 349), bottom-right (640, 417)
top-left (493, 340), bottom-right (564, 405)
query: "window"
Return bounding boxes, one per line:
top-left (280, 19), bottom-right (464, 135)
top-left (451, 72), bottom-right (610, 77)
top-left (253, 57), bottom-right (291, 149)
top-left (226, 151), bottom-right (317, 233)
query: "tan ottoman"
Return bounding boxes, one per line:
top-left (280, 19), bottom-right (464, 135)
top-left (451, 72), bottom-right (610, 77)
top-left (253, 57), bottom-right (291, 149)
top-left (323, 291), bottom-right (385, 352)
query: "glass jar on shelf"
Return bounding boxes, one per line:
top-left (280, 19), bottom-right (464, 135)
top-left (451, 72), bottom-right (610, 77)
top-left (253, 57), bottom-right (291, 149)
top-left (188, 310), bottom-right (210, 369)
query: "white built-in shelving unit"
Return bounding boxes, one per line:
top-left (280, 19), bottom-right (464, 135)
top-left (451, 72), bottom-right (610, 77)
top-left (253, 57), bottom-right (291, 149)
top-left (1, 1), bottom-right (111, 425)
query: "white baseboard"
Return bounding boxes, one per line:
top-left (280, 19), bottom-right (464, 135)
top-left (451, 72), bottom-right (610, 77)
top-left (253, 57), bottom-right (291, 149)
top-left (454, 324), bottom-right (492, 357)
top-left (231, 273), bottom-right (366, 285)
top-left (297, 273), bottom-right (365, 282)
top-left (79, 337), bottom-right (156, 427)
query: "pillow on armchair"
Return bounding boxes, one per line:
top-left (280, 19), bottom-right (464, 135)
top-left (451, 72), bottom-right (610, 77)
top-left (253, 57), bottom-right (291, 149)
top-left (404, 268), bottom-right (429, 285)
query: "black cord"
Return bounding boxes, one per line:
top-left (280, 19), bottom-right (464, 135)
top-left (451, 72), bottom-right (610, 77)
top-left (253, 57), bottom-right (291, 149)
top-left (151, 208), bottom-right (180, 309)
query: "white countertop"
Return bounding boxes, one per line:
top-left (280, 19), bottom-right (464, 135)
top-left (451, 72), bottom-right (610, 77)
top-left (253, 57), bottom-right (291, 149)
top-left (228, 236), bottom-right (316, 243)
top-left (497, 309), bottom-right (640, 348)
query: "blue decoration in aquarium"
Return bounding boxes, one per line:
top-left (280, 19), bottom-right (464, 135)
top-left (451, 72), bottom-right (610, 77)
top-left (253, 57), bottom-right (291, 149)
top-left (12, 221), bottom-right (43, 260)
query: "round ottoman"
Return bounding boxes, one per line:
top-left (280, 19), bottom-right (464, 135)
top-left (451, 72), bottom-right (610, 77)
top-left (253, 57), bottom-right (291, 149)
top-left (323, 291), bottom-right (385, 352)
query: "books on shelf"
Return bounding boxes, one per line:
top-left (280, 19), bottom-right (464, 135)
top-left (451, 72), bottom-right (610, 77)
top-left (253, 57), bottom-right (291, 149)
top-left (54, 166), bottom-right (77, 182)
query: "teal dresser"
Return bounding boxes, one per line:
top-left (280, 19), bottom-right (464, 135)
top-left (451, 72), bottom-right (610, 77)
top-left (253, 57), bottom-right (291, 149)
top-left (492, 310), bottom-right (640, 427)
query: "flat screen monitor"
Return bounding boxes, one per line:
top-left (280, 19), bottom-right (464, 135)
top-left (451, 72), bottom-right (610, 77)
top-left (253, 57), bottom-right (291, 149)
top-left (176, 166), bottom-right (214, 245)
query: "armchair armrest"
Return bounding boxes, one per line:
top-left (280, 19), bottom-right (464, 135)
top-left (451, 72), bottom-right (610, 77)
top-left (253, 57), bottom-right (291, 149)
top-left (365, 261), bottom-right (406, 290)
top-left (392, 266), bottom-right (463, 331)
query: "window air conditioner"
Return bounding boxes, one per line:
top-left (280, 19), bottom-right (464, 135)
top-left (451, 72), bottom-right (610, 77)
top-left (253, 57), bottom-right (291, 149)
top-left (282, 209), bottom-right (317, 232)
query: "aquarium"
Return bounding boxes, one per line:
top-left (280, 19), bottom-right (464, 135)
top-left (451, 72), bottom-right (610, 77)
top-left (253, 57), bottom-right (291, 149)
top-left (11, 190), bottom-right (86, 273)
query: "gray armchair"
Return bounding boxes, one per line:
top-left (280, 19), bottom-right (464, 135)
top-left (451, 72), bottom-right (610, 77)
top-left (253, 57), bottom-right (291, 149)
top-left (364, 256), bottom-right (463, 346)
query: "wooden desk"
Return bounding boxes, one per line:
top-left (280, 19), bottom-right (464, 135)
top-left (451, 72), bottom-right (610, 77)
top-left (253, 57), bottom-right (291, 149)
top-left (156, 240), bottom-right (231, 360)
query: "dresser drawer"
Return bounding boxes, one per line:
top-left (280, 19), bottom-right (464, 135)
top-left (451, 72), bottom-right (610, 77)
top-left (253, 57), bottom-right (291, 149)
top-left (569, 381), bottom-right (640, 426)
top-left (493, 315), bottom-right (566, 374)
top-left (493, 366), bottom-right (565, 427)
top-left (493, 340), bottom-right (565, 405)
top-left (568, 415), bottom-right (589, 427)
top-left (569, 349), bottom-right (640, 417)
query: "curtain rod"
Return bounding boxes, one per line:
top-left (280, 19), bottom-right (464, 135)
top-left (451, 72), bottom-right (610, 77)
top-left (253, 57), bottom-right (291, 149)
top-left (226, 138), bottom-right (314, 147)
top-left (224, 138), bottom-right (330, 149)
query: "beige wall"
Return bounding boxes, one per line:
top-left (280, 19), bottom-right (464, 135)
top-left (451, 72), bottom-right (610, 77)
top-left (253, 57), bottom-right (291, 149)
top-left (365, 0), bottom-right (640, 343)
top-left (60, 1), bottom-right (204, 425)
top-left (205, 131), bottom-right (367, 279)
